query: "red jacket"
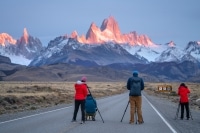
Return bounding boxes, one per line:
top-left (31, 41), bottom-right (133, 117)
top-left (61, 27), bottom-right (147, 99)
top-left (74, 81), bottom-right (88, 100)
top-left (178, 86), bottom-right (190, 103)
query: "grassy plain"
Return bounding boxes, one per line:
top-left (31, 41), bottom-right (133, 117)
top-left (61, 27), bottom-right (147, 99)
top-left (0, 81), bottom-right (199, 115)
top-left (0, 81), bottom-right (127, 114)
top-left (145, 82), bottom-right (200, 110)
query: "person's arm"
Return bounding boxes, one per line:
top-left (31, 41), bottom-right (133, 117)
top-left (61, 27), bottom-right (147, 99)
top-left (83, 84), bottom-right (88, 98)
top-left (94, 100), bottom-right (97, 111)
top-left (127, 78), bottom-right (131, 90)
top-left (178, 87), bottom-right (180, 95)
top-left (94, 100), bottom-right (97, 108)
top-left (141, 78), bottom-right (144, 90)
top-left (187, 88), bottom-right (190, 93)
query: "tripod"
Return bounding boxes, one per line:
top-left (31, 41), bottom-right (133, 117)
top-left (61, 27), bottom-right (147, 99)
top-left (174, 102), bottom-right (193, 120)
top-left (120, 101), bottom-right (138, 124)
top-left (87, 87), bottom-right (104, 123)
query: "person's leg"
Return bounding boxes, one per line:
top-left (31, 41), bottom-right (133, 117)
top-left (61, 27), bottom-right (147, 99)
top-left (129, 96), bottom-right (135, 123)
top-left (92, 109), bottom-right (97, 121)
top-left (85, 113), bottom-right (88, 121)
top-left (80, 100), bottom-right (86, 122)
top-left (185, 102), bottom-right (189, 119)
top-left (180, 103), bottom-right (184, 119)
top-left (72, 100), bottom-right (80, 121)
top-left (136, 96), bottom-right (143, 123)
top-left (92, 113), bottom-right (96, 121)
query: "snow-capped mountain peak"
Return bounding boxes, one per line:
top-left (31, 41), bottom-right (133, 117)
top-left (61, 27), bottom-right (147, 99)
top-left (100, 16), bottom-right (121, 38)
top-left (0, 28), bottom-right (43, 65)
top-left (184, 41), bottom-right (200, 61)
top-left (166, 41), bottom-right (176, 47)
top-left (155, 46), bottom-right (185, 62)
top-left (185, 41), bottom-right (200, 53)
top-left (22, 28), bottom-right (29, 44)
top-left (0, 33), bottom-right (17, 46)
top-left (69, 16), bottom-right (156, 46)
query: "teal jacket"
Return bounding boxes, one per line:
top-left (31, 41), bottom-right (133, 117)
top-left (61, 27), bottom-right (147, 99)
top-left (85, 95), bottom-right (97, 113)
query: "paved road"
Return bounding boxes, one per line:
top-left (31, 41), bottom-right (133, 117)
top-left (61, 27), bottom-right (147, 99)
top-left (0, 93), bottom-right (177, 133)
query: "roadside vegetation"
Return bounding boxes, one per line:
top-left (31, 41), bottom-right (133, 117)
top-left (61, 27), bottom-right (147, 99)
top-left (0, 82), bottom-right (126, 115)
top-left (145, 82), bottom-right (200, 110)
top-left (0, 82), bottom-right (199, 115)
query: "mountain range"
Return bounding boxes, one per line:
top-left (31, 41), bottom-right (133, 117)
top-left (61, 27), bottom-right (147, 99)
top-left (0, 28), bottom-right (44, 65)
top-left (0, 16), bottom-right (200, 82)
top-left (1, 16), bottom-right (200, 66)
top-left (29, 16), bottom-right (200, 66)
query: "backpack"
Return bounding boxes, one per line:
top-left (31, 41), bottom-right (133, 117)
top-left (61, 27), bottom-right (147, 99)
top-left (130, 77), bottom-right (142, 96)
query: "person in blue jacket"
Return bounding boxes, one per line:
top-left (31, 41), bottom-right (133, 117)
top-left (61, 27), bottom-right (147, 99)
top-left (127, 70), bottom-right (144, 124)
top-left (85, 94), bottom-right (97, 121)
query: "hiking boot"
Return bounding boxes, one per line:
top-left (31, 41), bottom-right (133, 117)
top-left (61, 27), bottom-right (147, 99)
top-left (138, 121), bottom-right (144, 124)
top-left (92, 116), bottom-right (96, 121)
top-left (80, 121), bottom-right (85, 124)
top-left (71, 119), bottom-right (77, 123)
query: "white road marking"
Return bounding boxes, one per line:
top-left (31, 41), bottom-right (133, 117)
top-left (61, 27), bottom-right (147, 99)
top-left (0, 106), bottom-right (72, 125)
top-left (143, 95), bottom-right (177, 133)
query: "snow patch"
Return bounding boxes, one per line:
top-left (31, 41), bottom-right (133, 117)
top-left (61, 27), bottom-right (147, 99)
top-left (4, 54), bottom-right (31, 66)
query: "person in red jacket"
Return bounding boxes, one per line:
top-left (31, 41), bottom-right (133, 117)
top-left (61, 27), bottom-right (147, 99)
top-left (72, 76), bottom-right (88, 124)
top-left (178, 83), bottom-right (190, 120)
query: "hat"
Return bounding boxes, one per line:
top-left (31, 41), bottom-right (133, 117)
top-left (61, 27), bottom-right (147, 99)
top-left (133, 71), bottom-right (139, 75)
top-left (180, 83), bottom-right (186, 87)
top-left (81, 76), bottom-right (87, 82)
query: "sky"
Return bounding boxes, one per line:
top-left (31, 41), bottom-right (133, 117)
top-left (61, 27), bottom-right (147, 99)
top-left (1, 0), bottom-right (200, 47)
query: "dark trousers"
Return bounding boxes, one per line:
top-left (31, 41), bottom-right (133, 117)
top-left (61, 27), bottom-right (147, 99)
top-left (72, 100), bottom-right (85, 121)
top-left (180, 102), bottom-right (189, 119)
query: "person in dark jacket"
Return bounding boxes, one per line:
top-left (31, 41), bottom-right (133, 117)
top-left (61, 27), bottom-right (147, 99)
top-left (72, 76), bottom-right (88, 124)
top-left (85, 94), bottom-right (97, 121)
top-left (178, 83), bottom-right (190, 120)
top-left (127, 71), bottom-right (144, 124)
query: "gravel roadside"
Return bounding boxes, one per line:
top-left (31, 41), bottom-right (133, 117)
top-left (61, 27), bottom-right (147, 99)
top-left (143, 91), bottom-right (200, 133)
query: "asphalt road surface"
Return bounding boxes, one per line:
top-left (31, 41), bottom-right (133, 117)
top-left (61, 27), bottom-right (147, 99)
top-left (0, 92), bottom-right (183, 133)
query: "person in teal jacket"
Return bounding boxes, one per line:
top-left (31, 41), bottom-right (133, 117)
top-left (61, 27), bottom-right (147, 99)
top-left (85, 94), bottom-right (97, 121)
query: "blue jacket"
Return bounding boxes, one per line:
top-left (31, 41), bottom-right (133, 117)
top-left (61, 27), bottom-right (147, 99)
top-left (85, 95), bottom-right (97, 113)
top-left (127, 74), bottom-right (144, 96)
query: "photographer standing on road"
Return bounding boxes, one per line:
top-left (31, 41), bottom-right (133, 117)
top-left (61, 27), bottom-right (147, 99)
top-left (127, 71), bottom-right (144, 124)
top-left (72, 76), bottom-right (88, 124)
top-left (178, 83), bottom-right (191, 120)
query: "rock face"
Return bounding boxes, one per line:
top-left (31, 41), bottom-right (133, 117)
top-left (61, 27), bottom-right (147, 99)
top-left (15, 28), bottom-right (43, 59)
top-left (0, 55), bottom-right (11, 63)
top-left (72, 16), bottom-right (155, 46)
top-left (29, 37), bottom-right (148, 67)
top-left (0, 33), bottom-right (17, 46)
top-left (0, 28), bottom-right (43, 65)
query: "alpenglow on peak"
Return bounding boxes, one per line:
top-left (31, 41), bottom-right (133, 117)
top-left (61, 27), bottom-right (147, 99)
top-left (70, 16), bottom-right (156, 46)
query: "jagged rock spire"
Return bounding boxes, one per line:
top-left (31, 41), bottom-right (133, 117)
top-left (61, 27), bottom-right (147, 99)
top-left (70, 16), bottom-right (156, 46)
